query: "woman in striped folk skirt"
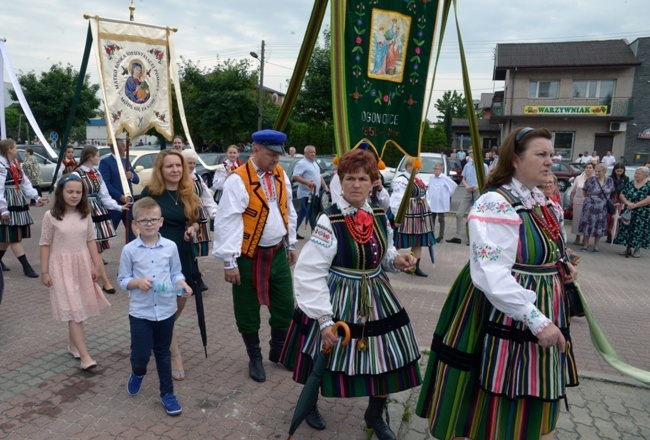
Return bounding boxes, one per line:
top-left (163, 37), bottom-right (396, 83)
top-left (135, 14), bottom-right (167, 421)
top-left (0, 139), bottom-right (49, 277)
top-left (416, 128), bottom-right (579, 440)
top-left (181, 149), bottom-right (217, 292)
top-left (389, 157), bottom-right (436, 277)
top-left (73, 146), bottom-right (128, 294)
top-left (281, 149), bottom-right (421, 440)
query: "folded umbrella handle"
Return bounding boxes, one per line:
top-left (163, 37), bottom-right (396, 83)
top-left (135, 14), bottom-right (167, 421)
top-left (323, 321), bottom-right (351, 354)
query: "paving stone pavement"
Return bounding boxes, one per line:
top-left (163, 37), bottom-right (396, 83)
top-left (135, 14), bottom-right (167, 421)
top-left (1, 210), bottom-right (649, 439)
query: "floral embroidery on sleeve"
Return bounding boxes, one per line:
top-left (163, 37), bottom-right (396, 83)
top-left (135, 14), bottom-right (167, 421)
top-left (473, 200), bottom-right (516, 215)
top-left (472, 243), bottom-right (503, 262)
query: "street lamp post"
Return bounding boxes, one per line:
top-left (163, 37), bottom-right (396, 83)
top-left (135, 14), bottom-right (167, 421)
top-left (250, 40), bottom-right (265, 131)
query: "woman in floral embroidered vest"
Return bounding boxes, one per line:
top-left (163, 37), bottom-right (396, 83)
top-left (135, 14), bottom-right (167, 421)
top-left (281, 148), bottom-right (420, 440)
top-left (416, 127), bottom-right (579, 440)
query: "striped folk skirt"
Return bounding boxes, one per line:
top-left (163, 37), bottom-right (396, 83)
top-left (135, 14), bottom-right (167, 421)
top-left (394, 197), bottom-right (436, 249)
top-left (89, 195), bottom-right (116, 251)
top-left (193, 205), bottom-right (211, 257)
top-left (281, 266), bottom-right (422, 398)
top-left (0, 187), bottom-right (34, 243)
top-left (416, 263), bottom-right (578, 440)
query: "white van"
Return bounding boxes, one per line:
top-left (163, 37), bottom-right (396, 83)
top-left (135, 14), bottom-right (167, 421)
top-left (395, 153), bottom-right (453, 188)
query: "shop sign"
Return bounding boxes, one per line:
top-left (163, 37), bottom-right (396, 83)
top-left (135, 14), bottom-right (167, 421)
top-left (523, 105), bottom-right (608, 115)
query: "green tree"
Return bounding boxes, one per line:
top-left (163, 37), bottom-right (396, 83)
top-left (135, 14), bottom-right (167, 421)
top-left (174, 58), bottom-right (258, 149)
top-left (434, 90), bottom-right (467, 147)
top-left (421, 122), bottom-right (448, 152)
top-left (1, 105), bottom-right (28, 141)
top-left (10, 63), bottom-right (100, 140)
top-left (293, 29), bottom-right (332, 124)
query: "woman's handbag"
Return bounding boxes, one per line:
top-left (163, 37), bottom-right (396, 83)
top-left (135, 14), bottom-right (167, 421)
top-left (620, 208), bottom-right (632, 225)
top-left (596, 178), bottom-right (616, 215)
top-left (564, 208), bottom-right (573, 220)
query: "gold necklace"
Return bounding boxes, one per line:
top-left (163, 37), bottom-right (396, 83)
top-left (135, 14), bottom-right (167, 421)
top-left (166, 190), bottom-right (179, 205)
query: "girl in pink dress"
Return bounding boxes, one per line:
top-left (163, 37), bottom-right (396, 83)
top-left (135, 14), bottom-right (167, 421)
top-left (40, 174), bottom-right (110, 371)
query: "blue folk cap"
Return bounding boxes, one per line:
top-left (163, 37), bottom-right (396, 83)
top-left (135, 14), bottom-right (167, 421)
top-left (252, 129), bottom-right (287, 154)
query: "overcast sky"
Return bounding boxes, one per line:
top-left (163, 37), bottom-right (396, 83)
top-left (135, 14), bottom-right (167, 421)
top-left (2, 0), bottom-right (649, 121)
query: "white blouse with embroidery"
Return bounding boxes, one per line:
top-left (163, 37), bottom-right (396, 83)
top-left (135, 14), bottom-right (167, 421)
top-left (467, 179), bottom-right (552, 335)
top-left (294, 198), bottom-right (400, 321)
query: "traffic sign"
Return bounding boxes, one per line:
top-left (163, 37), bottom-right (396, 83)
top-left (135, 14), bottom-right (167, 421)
top-left (49, 131), bottom-right (59, 142)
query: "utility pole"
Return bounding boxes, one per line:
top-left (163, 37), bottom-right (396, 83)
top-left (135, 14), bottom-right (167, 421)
top-left (250, 40), bottom-right (265, 131)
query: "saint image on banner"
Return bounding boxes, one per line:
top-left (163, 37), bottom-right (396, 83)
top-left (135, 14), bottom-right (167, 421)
top-left (124, 60), bottom-right (150, 104)
top-left (368, 9), bottom-right (410, 83)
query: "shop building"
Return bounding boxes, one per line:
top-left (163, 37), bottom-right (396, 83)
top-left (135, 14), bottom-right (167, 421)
top-left (490, 39), bottom-right (641, 163)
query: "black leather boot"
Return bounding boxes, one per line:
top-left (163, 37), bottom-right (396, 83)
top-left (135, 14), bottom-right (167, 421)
top-left (0, 260), bottom-right (9, 271)
top-left (242, 333), bottom-right (266, 382)
top-left (18, 254), bottom-right (38, 278)
top-left (364, 396), bottom-right (396, 440)
top-left (413, 258), bottom-right (428, 277)
top-left (268, 329), bottom-right (287, 363)
top-left (305, 404), bottom-right (326, 430)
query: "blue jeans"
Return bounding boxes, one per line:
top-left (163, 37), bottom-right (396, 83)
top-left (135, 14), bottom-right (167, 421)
top-left (129, 314), bottom-right (175, 397)
top-left (296, 196), bottom-right (315, 232)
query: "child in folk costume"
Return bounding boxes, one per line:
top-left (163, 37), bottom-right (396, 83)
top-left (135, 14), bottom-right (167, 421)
top-left (58, 146), bottom-right (79, 178)
top-left (73, 146), bottom-right (130, 294)
top-left (40, 173), bottom-right (109, 371)
top-left (211, 145), bottom-right (244, 202)
top-left (0, 138), bottom-right (47, 277)
top-left (389, 157), bottom-right (436, 277)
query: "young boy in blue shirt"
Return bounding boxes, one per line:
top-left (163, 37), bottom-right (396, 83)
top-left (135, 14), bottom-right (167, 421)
top-left (118, 197), bottom-right (191, 416)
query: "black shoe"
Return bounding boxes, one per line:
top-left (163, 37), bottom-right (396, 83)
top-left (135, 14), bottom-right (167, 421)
top-left (305, 405), bottom-right (326, 430)
top-left (435, 236), bottom-right (443, 243)
top-left (102, 286), bottom-right (116, 294)
top-left (413, 258), bottom-right (428, 277)
top-left (606, 236), bottom-right (612, 244)
top-left (103, 258), bottom-right (108, 265)
top-left (445, 237), bottom-right (462, 244)
top-left (0, 261), bottom-right (9, 271)
top-left (364, 396), bottom-right (396, 440)
top-left (23, 265), bottom-right (39, 278)
top-left (199, 279), bottom-right (209, 292)
top-left (296, 234), bottom-right (305, 240)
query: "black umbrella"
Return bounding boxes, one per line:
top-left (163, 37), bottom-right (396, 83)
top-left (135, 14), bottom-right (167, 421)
top-left (287, 321), bottom-right (351, 439)
top-left (186, 242), bottom-right (208, 358)
top-left (307, 189), bottom-right (321, 229)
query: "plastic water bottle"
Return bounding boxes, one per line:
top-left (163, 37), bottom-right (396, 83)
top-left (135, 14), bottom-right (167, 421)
top-left (152, 280), bottom-right (185, 296)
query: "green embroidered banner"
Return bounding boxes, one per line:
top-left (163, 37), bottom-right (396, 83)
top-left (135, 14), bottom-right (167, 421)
top-left (332, 0), bottom-right (440, 159)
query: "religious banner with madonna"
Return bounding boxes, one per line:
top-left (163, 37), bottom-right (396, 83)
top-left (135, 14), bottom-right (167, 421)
top-left (331, 0), bottom-right (440, 159)
top-left (92, 17), bottom-right (173, 140)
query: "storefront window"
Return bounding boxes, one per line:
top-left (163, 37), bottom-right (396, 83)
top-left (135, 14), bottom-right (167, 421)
top-left (553, 132), bottom-right (574, 159)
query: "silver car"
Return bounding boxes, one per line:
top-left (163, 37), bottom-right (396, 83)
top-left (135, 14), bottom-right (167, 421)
top-left (16, 150), bottom-right (57, 189)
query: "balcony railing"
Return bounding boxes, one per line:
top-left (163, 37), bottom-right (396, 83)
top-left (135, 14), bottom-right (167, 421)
top-left (491, 98), bottom-right (633, 118)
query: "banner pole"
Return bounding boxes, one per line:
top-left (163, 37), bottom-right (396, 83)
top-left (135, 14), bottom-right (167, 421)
top-left (51, 22), bottom-right (94, 188)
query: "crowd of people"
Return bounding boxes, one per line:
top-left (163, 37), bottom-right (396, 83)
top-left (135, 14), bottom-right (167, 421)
top-left (1, 129), bottom-right (649, 439)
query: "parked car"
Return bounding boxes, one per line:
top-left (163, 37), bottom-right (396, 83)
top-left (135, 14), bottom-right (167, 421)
top-left (74, 145), bottom-right (112, 159)
top-left (278, 156), bottom-right (331, 210)
top-left (380, 166), bottom-right (397, 190)
top-left (315, 155), bottom-right (337, 187)
top-left (394, 153), bottom-right (450, 187)
top-left (16, 150), bottom-right (57, 189)
top-left (551, 161), bottom-right (583, 192)
top-left (100, 149), bottom-right (159, 197)
top-left (448, 158), bottom-right (463, 184)
top-left (17, 144), bottom-right (59, 161)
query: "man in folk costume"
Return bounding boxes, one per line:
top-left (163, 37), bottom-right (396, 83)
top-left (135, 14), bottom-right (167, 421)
top-left (213, 129), bottom-right (298, 382)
